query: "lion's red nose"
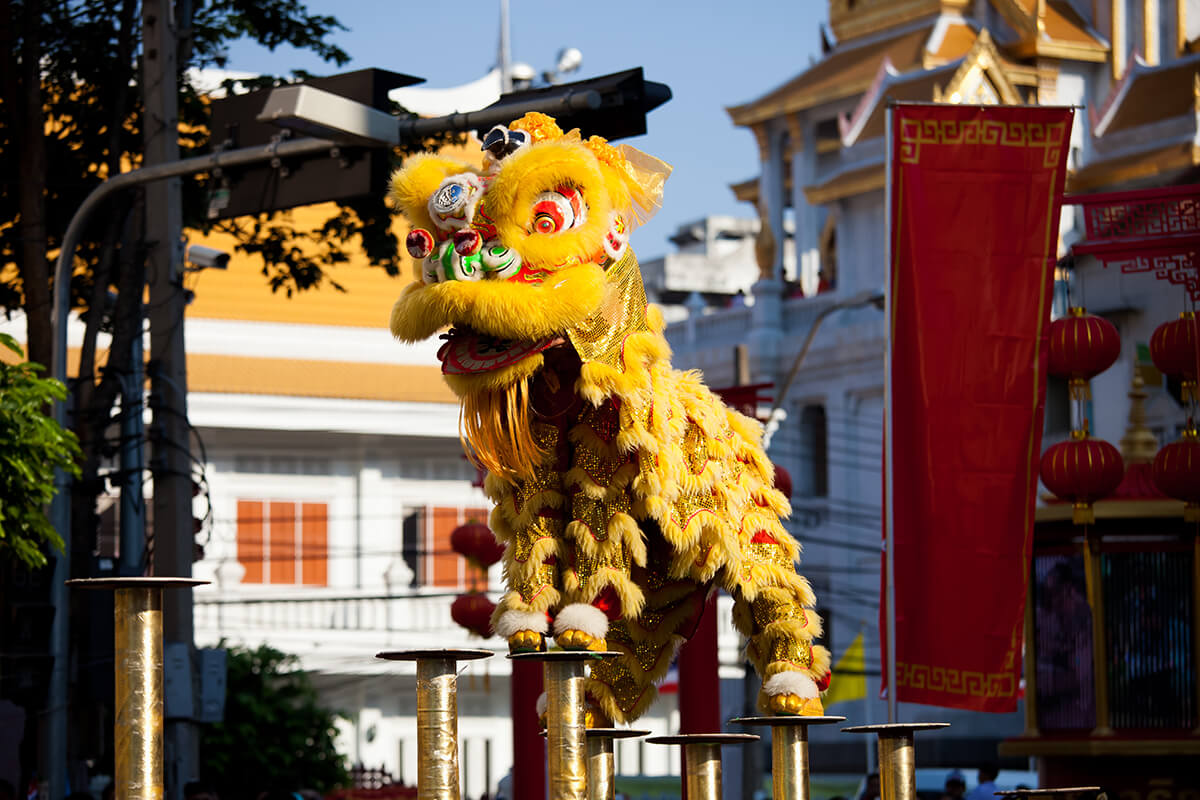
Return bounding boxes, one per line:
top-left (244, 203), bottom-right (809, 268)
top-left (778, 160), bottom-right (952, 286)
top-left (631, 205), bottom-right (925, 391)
top-left (454, 228), bottom-right (482, 256)
top-left (407, 228), bottom-right (434, 259)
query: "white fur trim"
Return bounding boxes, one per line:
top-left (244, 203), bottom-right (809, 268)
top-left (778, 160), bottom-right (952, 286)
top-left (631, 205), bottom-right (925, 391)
top-left (763, 672), bottom-right (819, 699)
top-left (494, 610), bottom-right (548, 638)
top-left (552, 603), bottom-right (610, 640)
top-left (536, 692), bottom-right (548, 717)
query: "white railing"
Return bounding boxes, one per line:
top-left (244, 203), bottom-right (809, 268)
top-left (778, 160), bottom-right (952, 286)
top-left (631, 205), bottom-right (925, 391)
top-left (194, 589), bottom-right (467, 639)
top-left (194, 589), bottom-right (747, 663)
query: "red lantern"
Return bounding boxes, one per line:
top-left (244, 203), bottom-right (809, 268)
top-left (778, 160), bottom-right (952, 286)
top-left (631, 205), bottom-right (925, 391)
top-left (1040, 433), bottom-right (1125, 524)
top-left (1150, 312), bottom-right (1198, 402)
top-left (450, 520), bottom-right (505, 569)
top-left (1152, 427), bottom-right (1200, 522)
top-left (1047, 307), bottom-right (1121, 400)
top-left (451, 592), bottom-right (496, 638)
top-left (773, 464), bottom-right (793, 499)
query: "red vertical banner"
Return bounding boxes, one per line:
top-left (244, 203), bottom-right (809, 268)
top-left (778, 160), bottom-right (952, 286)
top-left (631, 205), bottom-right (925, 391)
top-left (883, 104), bottom-right (1073, 712)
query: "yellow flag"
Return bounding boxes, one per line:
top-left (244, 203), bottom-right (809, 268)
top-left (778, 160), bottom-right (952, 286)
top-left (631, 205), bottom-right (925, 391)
top-left (823, 632), bottom-right (867, 707)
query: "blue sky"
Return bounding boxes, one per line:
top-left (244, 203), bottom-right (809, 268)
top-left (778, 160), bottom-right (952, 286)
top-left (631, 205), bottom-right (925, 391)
top-left (222, 0), bottom-right (828, 259)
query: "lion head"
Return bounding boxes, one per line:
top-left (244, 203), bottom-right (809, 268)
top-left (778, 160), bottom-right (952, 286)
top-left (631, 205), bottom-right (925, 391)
top-left (388, 113), bottom-right (670, 479)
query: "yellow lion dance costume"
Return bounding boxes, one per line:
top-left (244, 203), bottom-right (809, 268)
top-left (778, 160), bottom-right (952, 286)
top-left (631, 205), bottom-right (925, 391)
top-left (389, 113), bottom-right (830, 724)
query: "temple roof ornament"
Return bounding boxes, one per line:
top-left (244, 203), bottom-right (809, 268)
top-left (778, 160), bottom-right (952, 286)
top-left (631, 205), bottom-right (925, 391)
top-left (828, 0), bottom-right (969, 43)
top-left (989, 0), bottom-right (1109, 61)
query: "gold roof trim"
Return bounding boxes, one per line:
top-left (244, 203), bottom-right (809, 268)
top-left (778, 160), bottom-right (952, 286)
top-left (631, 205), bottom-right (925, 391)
top-left (1091, 54), bottom-right (1200, 136)
top-left (830, 0), bottom-right (969, 43)
top-left (937, 29), bottom-right (1024, 104)
top-left (990, 0), bottom-right (1109, 61)
top-left (1067, 141), bottom-right (1199, 193)
top-left (803, 163), bottom-right (885, 205)
top-left (729, 169), bottom-right (795, 208)
top-left (727, 24), bottom-right (936, 126)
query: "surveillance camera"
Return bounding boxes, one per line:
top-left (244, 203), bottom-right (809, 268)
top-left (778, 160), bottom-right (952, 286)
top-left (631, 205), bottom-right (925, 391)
top-left (186, 244), bottom-right (230, 270)
top-left (555, 47), bottom-right (583, 74)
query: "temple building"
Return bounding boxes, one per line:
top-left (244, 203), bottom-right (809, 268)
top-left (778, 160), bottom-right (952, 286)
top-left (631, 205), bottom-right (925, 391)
top-left (664, 0), bottom-right (1193, 779)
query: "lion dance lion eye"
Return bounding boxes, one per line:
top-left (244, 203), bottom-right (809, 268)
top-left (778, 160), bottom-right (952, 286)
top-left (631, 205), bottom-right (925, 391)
top-left (530, 186), bottom-right (585, 234)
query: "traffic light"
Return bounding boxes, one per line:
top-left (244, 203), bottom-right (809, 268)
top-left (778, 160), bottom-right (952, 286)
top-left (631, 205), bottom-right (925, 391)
top-left (208, 66), bottom-right (671, 219)
top-left (478, 68), bottom-right (671, 141)
top-left (207, 68), bottom-right (422, 219)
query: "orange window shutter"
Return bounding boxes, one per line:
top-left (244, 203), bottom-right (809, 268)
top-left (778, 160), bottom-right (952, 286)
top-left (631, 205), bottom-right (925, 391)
top-left (268, 501), bottom-right (297, 584)
top-left (236, 500), bottom-right (265, 584)
top-left (301, 502), bottom-right (328, 586)
top-left (431, 506), bottom-right (460, 588)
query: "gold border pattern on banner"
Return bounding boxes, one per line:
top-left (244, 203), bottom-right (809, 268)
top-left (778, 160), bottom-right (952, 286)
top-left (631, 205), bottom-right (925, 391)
top-left (898, 118), bottom-right (1067, 167)
top-left (896, 661), bottom-right (1016, 698)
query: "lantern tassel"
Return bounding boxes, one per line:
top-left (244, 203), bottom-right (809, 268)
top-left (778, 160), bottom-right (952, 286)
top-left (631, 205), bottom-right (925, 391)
top-left (1068, 378), bottom-right (1091, 404)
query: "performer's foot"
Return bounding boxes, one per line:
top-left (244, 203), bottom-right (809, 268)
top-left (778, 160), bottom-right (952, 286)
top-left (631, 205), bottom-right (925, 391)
top-left (555, 628), bottom-right (606, 651)
top-left (763, 671), bottom-right (823, 716)
top-left (769, 693), bottom-right (825, 716)
top-left (508, 630), bottom-right (546, 653)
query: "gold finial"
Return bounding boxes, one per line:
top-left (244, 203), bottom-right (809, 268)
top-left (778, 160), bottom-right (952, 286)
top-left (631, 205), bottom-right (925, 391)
top-left (1119, 372), bottom-right (1159, 463)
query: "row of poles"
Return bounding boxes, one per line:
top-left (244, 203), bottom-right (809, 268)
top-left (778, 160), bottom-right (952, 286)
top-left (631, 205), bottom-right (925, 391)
top-left (79, 576), bottom-right (1100, 800)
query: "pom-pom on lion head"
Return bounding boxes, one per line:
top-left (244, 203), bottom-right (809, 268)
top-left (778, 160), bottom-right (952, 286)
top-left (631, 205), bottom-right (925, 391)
top-left (388, 113), bottom-right (671, 479)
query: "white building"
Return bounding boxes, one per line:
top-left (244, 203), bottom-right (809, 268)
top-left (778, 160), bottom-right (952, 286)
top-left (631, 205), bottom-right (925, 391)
top-left (684, 0), bottom-right (1191, 771)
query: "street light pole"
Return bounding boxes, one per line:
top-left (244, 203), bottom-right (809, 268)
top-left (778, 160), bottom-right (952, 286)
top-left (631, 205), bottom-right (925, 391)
top-left (761, 288), bottom-right (884, 451)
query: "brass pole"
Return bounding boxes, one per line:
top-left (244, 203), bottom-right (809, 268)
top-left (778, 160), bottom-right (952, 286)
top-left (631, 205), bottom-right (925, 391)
top-left (511, 650), bottom-right (619, 800)
top-left (377, 649), bottom-right (492, 800)
top-left (646, 733), bottom-right (758, 800)
top-left (585, 734), bottom-right (614, 800)
top-left (1193, 529), bottom-right (1200, 735)
top-left (585, 729), bottom-right (647, 800)
top-left (1023, 565), bottom-right (1040, 737)
top-left (876, 731), bottom-right (914, 800)
top-left (115, 587), bottom-right (163, 800)
top-left (731, 715), bottom-right (843, 800)
top-left (67, 577), bottom-right (208, 800)
top-left (1082, 533), bottom-right (1112, 735)
top-left (417, 657), bottom-right (460, 800)
top-left (843, 722), bottom-right (949, 800)
top-left (544, 657), bottom-right (589, 800)
top-left (772, 725), bottom-right (806, 800)
top-left (586, 734), bottom-right (614, 800)
top-left (683, 743), bottom-right (722, 800)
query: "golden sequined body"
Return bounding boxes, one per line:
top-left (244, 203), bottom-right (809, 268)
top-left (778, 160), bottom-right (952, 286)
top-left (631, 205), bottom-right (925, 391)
top-left (387, 113), bottom-right (829, 724)
top-left (487, 305), bottom-right (828, 723)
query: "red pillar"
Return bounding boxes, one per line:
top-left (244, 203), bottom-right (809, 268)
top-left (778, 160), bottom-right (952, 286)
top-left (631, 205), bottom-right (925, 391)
top-left (511, 657), bottom-right (546, 800)
top-left (676, 592), bottom-right (721, 799)
top-left (678, 591), bottom-right (721, 732)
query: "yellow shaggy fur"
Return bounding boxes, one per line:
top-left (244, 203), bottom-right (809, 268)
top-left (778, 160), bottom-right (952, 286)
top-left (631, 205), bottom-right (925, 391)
top-left (386, 114), bottom-right (828, 723)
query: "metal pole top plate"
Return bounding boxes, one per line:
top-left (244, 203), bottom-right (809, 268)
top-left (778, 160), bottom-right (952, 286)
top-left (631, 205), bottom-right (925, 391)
top-left (646, 734), bottom-right (760, 746)
top-left (376, 648), bottom-right (494, 662)
top-left (994, 790), bottom-right (1101, 798)
top-left (586, 729), bottom-right (651, 740)
top-left (731, 716), bottom-right (847, 727)
top-left (509, 650), bottom-right (624, 662)
top-left (66, 577), bottom-right (209, 590)
top-left (841, 722), bottom-right (950, 734)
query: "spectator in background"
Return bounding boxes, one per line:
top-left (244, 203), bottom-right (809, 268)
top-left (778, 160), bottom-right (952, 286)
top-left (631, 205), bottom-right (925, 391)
top-left (184, 783), bottom-right (217, 800)
top-left (942, 771), bottom-right (967, 800)
top-left (859, 773), bottom-right (880, 800)
top-left (965, 764), bottom-right (1000, 800)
